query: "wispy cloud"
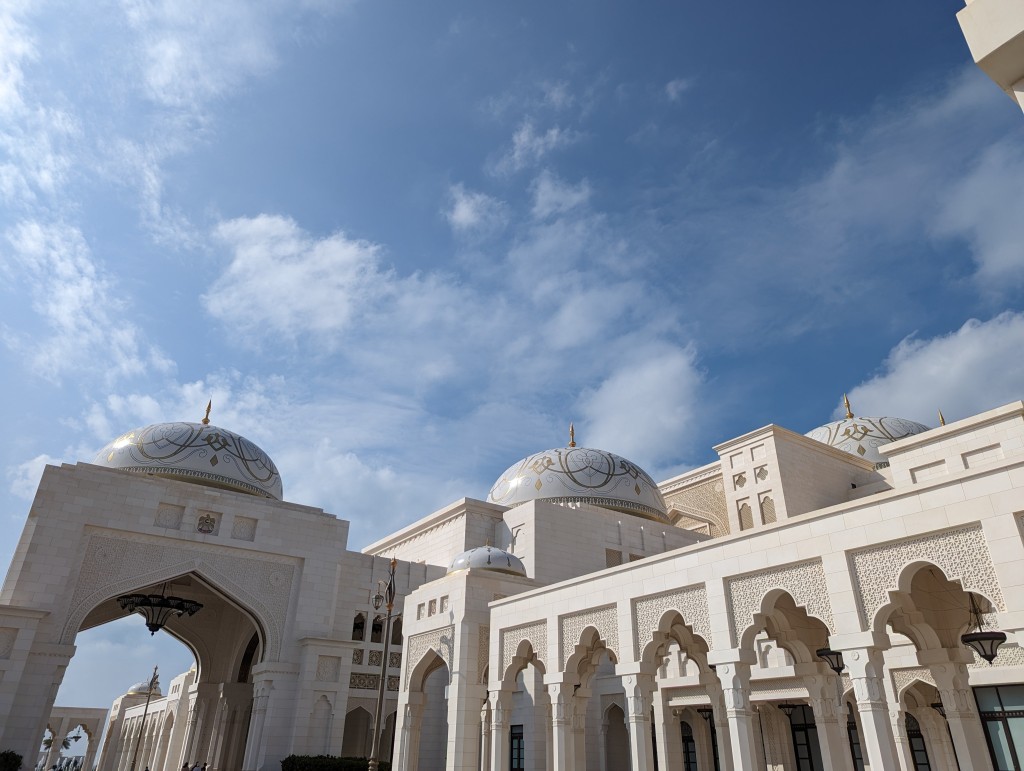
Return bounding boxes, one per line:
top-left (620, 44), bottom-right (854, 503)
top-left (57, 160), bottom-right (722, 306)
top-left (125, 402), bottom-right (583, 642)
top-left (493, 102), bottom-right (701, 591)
top-left (1, 220), bottom-right (173, 382)
top-left (665, 78), bottom-right (692, 102)
top-left (492, 120), bottom-right (581, 175)
top-left (847, 312), bottom-right (1024, 425)
top-left (7, 452), bottom-right (57, 501)
top-left (445, 183), bottom-right (508, 235)
top-left (530, 169), bottom-right (591, 219)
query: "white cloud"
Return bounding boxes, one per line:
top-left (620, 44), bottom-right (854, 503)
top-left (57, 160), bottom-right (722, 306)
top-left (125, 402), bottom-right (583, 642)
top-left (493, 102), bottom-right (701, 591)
top-left (8, 453), bottom-right (58, 501)
top-left (932, 139), bottom-right (1024, 287)
top-left (445, 183), bottom-right (507, 234)
top-left (205, 214), bottom-right (394, 340)
top-left (493, 120), bottom-right (580, 175)
top-left (665, 78), bottom-right (691, 102)
top-left (2, 220), bottom-right (174, 382)
top-left (531, 170), bottom-right (591, 219)
top-left (847, 312), bottom-right (1024, 425)
top-left (580, 343), bottom-right (703, 472)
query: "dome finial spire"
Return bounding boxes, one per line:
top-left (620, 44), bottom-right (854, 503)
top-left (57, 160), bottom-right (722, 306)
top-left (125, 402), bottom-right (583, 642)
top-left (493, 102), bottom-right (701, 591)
top-left (843, 393), bottom-right (854, 419)
top-left (568, 422), bottom-right (576, 447)
top-left (202, 400), bottom-right (212, 426)
top-left (938, 409), bottom-right (946, 426)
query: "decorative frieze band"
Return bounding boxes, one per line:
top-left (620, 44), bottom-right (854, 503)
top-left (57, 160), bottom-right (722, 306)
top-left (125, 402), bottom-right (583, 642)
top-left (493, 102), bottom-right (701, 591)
top-left (725, 559), bottom-right (834, 645)
top-left (559, 605), bottom-right (618, 669)
top-left (849, 524), bottom-right (1005, 629)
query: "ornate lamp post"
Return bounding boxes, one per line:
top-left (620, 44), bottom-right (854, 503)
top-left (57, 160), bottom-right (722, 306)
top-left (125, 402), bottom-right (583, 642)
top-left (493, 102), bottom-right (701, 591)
top-left (117, 583), bottom-right (203, 635)
top-left (129, 666), bottom-right (159, 771)
top-left (368, 558), bottom-right (397, 771)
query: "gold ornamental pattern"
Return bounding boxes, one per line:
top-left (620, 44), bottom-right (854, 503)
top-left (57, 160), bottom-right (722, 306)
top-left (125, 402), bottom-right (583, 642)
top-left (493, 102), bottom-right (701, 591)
top-left (95, 421), bottom-right (283, 499)
top-left (488, 446), bottom-right (668, 522)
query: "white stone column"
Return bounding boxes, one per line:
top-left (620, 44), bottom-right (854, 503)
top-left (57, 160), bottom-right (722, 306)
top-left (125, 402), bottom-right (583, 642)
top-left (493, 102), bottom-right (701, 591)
top-left (397, 697), bottom-right (425, 771)
top-left (928, 657), bottom-right (994, 771)
top-left (545, 682), bottom-right (573, 771)
top-left (486, 690), bottom-right (510, 771)
top-left (621, 673), bottom-right (656, 771)
top-left (844, 647), bottom-right (899, 771)
top-left (598, 719), bottom-right (609, 771)
top-left (806, 675), bottom-right (855, 771)
top-left (655, 701), bottom-right (681, 771)
top-left (479, 703), bottom-right (490, 771)
top-left (240, 685), bottom-right (269, 771)
top-left (889, 707), bottom-right (915, 771)
top-left (712, 656), bottom-right (758, 771)
top-left (570, 687), bottom-right (590, 769)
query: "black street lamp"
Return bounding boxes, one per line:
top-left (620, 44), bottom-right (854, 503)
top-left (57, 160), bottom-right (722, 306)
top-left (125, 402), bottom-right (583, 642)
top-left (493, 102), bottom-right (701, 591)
top-left (960, 592), bottom-right (1006, 664)
top-left (368, 558), bottom-right (398, 771)
top-left (117, 583), bottom-right (203, 635)
top-left (128, 667), bottom-right (159, 771)
top-left (777, 702), bottom-right (798, 718)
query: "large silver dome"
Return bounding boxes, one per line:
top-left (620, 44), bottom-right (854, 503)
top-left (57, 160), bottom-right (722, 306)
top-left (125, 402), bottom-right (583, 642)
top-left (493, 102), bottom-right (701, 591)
top-left (93, 421), bottom-right (283, 499)
top-left (487, 446), bottom-right (669, 522)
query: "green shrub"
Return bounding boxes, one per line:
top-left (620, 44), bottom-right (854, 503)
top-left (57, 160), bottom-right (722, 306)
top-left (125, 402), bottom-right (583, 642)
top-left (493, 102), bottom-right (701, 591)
top-left (0, 750), bottom-right (23, 771)
top-left (281, 755), bottom-right (389, 771)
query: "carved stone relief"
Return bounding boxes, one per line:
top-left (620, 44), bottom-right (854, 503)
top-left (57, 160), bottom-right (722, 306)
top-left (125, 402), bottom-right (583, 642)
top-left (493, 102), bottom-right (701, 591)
top-left (631, 583), bottom-right (710, 659)
top-left (0, 627), bottom-right (16, 659)
top-left (405, 624), bottom-right (455, 687)
top-left (849, 524), bottom-right (1006, 629)
top-left (560, 605), bottom-right (618, 669)
top-left (478, 625), bottom-right (489, 683)
top-left (725, 559), bottom-right (834, 645)
top-left (891, 668), bottom-right (936, 698)
top-left (500, 620), bottom-right (547, 679)
top-left (315, 656), bottom-right (340, 682)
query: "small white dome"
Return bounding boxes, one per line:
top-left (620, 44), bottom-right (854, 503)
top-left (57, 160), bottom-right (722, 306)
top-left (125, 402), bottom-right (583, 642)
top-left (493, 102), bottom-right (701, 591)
top-left (125, 680), bottom-right (161, 697)
top-left (93, 421), bottom-right (282, 499)
top-left (448, 546), bottom-right (527, 577)
top-left (806, 413), bottom-right (930, 465)
top-left (487, 446), bottom-right (668, 522)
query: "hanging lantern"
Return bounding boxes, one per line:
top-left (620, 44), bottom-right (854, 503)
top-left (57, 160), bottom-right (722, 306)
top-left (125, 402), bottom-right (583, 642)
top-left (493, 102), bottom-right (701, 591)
top-left (117, 584), bottom-right (203, 635)
top-left (960, 592), bottom-right (1006, 664)
top-left (815, 647), bottom-right (846, 675)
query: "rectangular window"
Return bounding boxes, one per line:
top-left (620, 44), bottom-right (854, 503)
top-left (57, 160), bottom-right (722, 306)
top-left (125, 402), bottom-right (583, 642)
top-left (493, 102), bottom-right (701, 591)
top-left (510, 725), bottom-right (524, 771)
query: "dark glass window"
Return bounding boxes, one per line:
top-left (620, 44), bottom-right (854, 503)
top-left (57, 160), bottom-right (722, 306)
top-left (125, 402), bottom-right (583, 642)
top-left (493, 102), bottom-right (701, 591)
top-left (975, 684), bottom-right (1024, 770)
top-left (510, 725), bottom-right (524, 771)
top-left (905, 713), bottom-right (932, 771)
top-left (846, 705), bottom-right (865, 771)
top-left (351, 613), bottom-right (365, 642)
top-left (785, 704), bottom-right (824, 771)
top-left (371, 615), bottom-right (384, 643)
top-left (681, 720), bottom-right (698, 771)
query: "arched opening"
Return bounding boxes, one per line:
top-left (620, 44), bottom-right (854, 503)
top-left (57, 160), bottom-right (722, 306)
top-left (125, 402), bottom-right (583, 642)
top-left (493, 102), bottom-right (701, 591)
top-left (352, 613), bottom-right (366, 642)
top-left (341, 707), bottom-right (372, 758)
top-left (603, 703), bottom-right (629, 770)
top-left (50, 572), bottom-right (265, 771)
top-left (370, 616), bottom-right (384, 644)
top-left (417, 657), bottom-right (451, 769)
top-left (389, 616), bottom-right (403, 646)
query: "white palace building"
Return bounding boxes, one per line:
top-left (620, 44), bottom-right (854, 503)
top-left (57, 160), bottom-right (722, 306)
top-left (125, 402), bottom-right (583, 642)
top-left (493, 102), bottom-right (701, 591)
top-left (3, 5), bottom-right (1024, 771)
top-left (3, 396), bottom-right (1024, 771)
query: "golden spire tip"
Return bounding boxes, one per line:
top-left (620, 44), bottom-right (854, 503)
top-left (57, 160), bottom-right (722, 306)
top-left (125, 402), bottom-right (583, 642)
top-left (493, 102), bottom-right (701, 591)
top-left (202, 400), bottom-right (212, 426)
top-left (938, 409), bottom-right (946, 426)
top-left (843, 393), bottom-right (854, 419)
top-left (568, 422), bottom-right (576, 447)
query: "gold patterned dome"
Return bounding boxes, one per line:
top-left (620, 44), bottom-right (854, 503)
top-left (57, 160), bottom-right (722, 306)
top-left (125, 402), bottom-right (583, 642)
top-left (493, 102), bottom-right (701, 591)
top-left (93, 421), bottom-right (283, 499)
top-left (487, 445), bottom-right (669, 522)
top-left (805, 396), bottom-right (931, 465)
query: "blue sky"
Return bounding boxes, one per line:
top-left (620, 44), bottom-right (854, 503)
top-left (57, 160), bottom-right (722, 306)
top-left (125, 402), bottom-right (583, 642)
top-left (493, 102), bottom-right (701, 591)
top-left (2, 0), bottom-right (1024, 741)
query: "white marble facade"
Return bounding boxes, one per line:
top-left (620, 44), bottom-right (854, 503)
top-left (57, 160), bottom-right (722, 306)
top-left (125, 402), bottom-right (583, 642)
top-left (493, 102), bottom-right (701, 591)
top-left (0, 398), bottom-right (1023, 771)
